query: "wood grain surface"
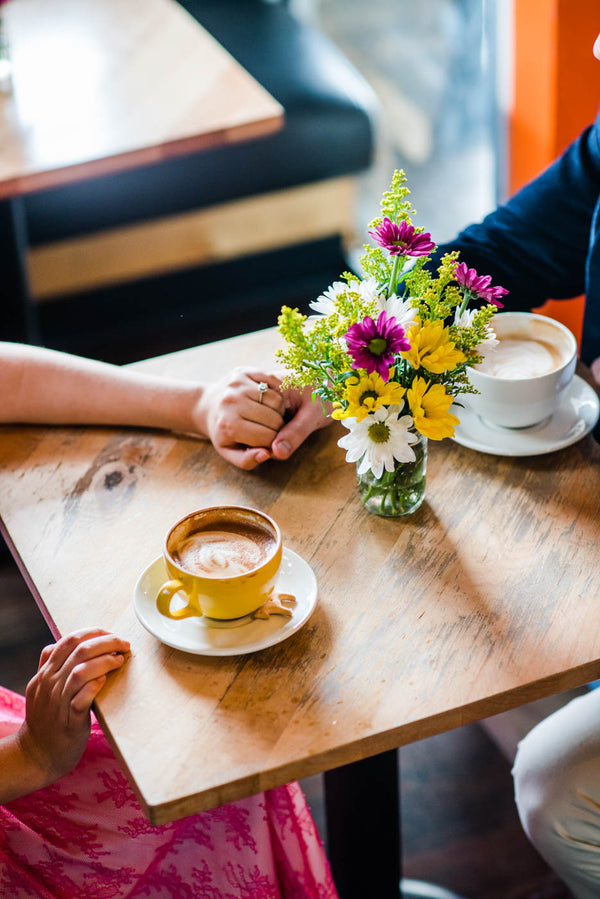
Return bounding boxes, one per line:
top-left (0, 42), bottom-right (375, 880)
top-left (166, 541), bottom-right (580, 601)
top-left (2, 329), bottom-right (600, 824)
top-left (0, 0), bottom-right (283, 198)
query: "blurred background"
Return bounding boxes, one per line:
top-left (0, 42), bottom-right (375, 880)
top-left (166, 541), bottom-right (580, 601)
top-left (3, 0), bottom-right (508, 364)
top-left (4, 0), bottom-right (595, 364)
top-left (295, 0), bottom-right (504, 244)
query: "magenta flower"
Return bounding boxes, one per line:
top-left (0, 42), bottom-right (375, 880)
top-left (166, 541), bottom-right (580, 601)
top-left (344, 311), bottom-right (410, 379)
top-left (454, 262), bottom-right (508, 308)
top-left (368, 217), bottom-right (436, 257)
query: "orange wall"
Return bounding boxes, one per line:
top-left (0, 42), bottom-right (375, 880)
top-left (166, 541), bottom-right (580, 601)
top-left (511, 0), bottom-right (600, 346)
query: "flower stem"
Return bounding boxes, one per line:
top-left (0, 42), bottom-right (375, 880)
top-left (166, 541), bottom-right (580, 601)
top-left (388, 254), bottom-right (403, 298)
top-left (458, 290), bottom-right (473, 318)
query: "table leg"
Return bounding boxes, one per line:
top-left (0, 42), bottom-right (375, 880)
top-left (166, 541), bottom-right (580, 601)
top-left (0, 196), bottom-right (40, 343)
top-left (324, 749), bottom-right (401, 899)
top-left (324, 750), bottom-right (468, 899)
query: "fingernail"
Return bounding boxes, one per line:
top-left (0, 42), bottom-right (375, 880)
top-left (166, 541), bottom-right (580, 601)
top-left (255, 449), bottom-right (270, 463)
top-left (277, 440), bottom-right (291, 458)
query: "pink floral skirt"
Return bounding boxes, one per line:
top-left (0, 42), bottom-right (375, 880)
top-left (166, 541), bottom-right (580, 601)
top-left (0, 686), bottom-right (337, 898)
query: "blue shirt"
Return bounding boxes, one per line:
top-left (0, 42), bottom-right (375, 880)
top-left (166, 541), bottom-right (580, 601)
top-left (436, 107), bottom-right (600, 364)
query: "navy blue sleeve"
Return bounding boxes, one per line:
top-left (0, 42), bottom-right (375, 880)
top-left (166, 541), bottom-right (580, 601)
top-left (434, 116), bottom-right (600, 309)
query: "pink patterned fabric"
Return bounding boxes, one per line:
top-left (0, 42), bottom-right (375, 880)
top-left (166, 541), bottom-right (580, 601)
top-left (0, 686), bottom-right (338, 898)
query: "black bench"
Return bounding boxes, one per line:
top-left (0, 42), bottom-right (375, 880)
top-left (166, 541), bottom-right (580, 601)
top-left (15, 0), bottom-right (376, 362)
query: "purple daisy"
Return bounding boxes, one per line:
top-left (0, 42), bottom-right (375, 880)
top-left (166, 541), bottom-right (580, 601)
top-left (454, 261), bottom-right (508, 308)
top-left (368, 217), bottom-right (436, 257)
top-left (344, 310), bottom-right (410, 379)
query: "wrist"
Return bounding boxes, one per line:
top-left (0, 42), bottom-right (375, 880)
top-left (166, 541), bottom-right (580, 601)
top-left (130, 378), bottom-right (207, 436)
top-left (0, 730), bottom-right (53, 803)
top-left (164, 382), bottom-right (207, 436)
top-left (16, 726), bottom-right (56, 787)
top-left (187, 383), bottom-right (212, 440)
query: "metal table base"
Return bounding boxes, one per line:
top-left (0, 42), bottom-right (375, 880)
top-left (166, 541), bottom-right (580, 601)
top-left (324, 750), bottom-right (468, 899)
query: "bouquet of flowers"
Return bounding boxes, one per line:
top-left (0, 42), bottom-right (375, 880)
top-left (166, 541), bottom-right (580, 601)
top-left (277, 170), bottom-right (507, 516)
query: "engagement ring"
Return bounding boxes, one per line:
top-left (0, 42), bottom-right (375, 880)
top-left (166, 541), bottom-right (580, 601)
top-left (257, 381), bottom-right (268, 403)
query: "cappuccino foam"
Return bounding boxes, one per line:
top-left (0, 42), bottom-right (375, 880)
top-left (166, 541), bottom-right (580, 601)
top-left (174, 523), bottom-right (274, 577)
top-left (476, 337), bottom-right (563, 379)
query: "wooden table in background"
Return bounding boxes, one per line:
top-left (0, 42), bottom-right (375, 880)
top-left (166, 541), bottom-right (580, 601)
top-left (2, 329), bottom-right (600, 898)
top-left (0, 0), bottom-right (283, 339)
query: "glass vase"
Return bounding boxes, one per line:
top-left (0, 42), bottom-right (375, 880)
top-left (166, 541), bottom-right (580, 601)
top-left (356, 432), bottom-right (427, 518)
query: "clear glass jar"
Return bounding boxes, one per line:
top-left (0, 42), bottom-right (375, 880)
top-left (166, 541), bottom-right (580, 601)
top-left (356, 431), bottom-right (427, 517)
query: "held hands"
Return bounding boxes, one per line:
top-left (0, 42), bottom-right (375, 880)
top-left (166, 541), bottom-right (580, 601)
top-left (17, 629), bottom-right (129, 789)
top-left (194, 368), bottom-right (287, 469)
top-left (194, 369), bottom-right (332, 469)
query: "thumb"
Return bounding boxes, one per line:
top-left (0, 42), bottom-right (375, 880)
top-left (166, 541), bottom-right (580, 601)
top-left (271, 409), bottom-right (327, 460)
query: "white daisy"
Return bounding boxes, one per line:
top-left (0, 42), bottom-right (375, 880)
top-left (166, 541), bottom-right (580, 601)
top-left (378, 294), bottom-right (418, 330)
top-left (453, 307), bottom-right (476, 328)
top-left (356, 276), bottom-right (381, 303)
top-left (454, 307), bottom-right (499, 352)
top-left (478, 326), bottom-right (500, 352)
top-left (309, 281), bottom-right (348, 315)
top-left (310, 276), bottom-right (384, 315)
top-left (337, 405), bottom-right (418, 479)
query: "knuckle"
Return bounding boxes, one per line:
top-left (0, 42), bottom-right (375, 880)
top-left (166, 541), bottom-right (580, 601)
top-left (227, 367), bottom-right (246, 389)
top-left (221, 389), bottom-right (237, 407)
top-left (217, 419), bottom-right (237, 444)
top-left (40, 643), bottom-right (54, 659)
top-left (57, 634), bottom-right (81, 655)
top-left (25, 675), bottom-right (39, 701)
top-left (68, 666), bottom-right (87, 693)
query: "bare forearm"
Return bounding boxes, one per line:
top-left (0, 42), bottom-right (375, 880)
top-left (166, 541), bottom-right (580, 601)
top-left (0, 343), bottom-right (207, 436)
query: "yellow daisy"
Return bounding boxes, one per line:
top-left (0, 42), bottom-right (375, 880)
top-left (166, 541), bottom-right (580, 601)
top-left (401, 319), bottom-right (466, 374)
top-left (332, 372), bottom-right (406, 422)
top-left (406, 376), bottom-right (460, 440)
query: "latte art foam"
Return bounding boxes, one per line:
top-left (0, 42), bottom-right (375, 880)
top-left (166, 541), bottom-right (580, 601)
top-left (476, 337), bottom-right (563, 379)
top-left (174, 525), bottom-right (273, 577)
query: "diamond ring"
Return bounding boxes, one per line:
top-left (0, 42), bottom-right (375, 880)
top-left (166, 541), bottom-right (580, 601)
top-left (257, 381), bottom-right (269, 403)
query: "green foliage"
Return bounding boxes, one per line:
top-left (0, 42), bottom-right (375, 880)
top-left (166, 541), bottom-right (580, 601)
top-left (359, 245), bottom-right (391, 288)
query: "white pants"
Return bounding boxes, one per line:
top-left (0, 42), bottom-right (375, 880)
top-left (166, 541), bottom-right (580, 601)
top-left (513, 689), bottom-right (600, 899)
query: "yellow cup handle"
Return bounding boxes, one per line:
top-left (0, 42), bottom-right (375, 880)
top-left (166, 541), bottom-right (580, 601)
top-left (156, 579), bottom-right (200, 619)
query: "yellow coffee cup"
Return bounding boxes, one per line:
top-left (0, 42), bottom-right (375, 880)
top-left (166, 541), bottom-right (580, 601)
top-left (156, 505), bottom-right (282, 621)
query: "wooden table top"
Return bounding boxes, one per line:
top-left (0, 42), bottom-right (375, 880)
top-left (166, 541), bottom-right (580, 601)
top-left (2, 328), bottom-right (600, 825)
top-left (0, 0), bottom-right (283, 198)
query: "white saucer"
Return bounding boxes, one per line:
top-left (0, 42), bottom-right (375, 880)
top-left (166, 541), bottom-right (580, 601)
top-left (451, 375), bottom-right (600, 457)
top-left (134, 548), bottom-right (317, 656)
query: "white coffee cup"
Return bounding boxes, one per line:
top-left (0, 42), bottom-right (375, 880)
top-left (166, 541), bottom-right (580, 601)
top-left (465, 312), bottom-right (577, 428)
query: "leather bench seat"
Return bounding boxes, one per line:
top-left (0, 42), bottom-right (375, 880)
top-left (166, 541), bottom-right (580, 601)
top-left (28, 0), bottom-right (377, 362)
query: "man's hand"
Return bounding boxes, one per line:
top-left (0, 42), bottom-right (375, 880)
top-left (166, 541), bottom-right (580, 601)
top-left (271, 386), bottom-right (333, 460)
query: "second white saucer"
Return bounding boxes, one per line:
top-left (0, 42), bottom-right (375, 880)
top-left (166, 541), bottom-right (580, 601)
top-left (451, 374), bottom-right (600, 457)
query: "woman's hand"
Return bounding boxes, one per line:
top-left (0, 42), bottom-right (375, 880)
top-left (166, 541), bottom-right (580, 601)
top-left (16, 629), bottom-right (130, 789)
top-left (193, 368), bottom-right (287, 470)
